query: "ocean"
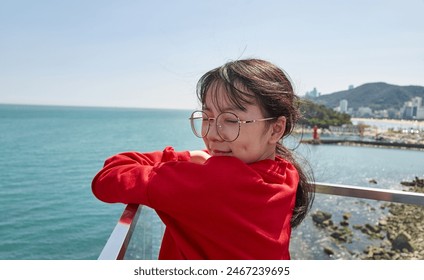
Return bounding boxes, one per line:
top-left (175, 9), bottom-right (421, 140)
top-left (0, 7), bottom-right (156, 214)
top-left (1, 104), bottom-right (423, 260)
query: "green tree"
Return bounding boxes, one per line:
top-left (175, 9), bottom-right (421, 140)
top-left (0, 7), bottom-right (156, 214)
top-left (298, 99), bottom-right (351, 129)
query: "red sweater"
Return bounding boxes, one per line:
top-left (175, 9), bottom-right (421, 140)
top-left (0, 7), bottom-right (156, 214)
top-left (92, 147), bottom-right (299, 260)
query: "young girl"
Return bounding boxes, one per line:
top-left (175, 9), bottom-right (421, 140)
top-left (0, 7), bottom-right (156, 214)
top-left (92, 58), bottom-right (314, 260)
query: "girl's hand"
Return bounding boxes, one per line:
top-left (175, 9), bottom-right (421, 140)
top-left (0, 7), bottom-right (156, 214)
top-left (189, 150), bottom-right (211, 164)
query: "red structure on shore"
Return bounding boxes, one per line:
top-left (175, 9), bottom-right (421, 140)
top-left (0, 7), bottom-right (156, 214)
top-left (312, 125), bottom-right (321, 144)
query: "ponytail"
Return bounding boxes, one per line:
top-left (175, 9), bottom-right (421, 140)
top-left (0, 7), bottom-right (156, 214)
top-left (277, 141), bottom-right (315, 228)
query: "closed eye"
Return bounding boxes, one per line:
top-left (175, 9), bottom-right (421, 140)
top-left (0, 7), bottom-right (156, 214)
top-left (224, 119), bottom-right (239, 124)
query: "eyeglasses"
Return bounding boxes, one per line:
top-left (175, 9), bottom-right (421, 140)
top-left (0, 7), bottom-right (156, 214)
top-left (189, 110), bottom-right (276, 142)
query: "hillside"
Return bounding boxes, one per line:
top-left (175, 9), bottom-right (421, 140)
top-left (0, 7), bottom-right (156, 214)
top-left (310, 82), bottom-right (424, 111)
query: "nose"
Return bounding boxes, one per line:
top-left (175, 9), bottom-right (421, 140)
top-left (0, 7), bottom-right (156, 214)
top-left (205, 118), bottom-right (222, 142)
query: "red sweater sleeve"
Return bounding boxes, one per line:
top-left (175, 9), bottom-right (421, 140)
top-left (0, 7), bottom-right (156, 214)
top-left (91, 147), bottom-right (190, 204)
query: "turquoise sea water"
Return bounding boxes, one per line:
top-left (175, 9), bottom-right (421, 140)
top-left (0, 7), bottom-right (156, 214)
top-left (1, 104), bottom-right (423, 260)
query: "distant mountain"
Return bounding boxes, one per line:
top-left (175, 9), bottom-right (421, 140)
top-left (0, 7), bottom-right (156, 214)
top-left (310, 82), bottom-right (424, 111)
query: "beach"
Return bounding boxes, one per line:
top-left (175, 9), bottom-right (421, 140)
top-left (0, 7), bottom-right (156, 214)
top-left (353, 118), bottom-right (424, 145)
top-left (352, 118), bottom-right (424, 132)
top-left (295, 118), bottom-right (424, 146)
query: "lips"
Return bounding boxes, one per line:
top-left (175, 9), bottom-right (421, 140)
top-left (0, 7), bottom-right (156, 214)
top-left (210, 149), bottom-right (232, 156)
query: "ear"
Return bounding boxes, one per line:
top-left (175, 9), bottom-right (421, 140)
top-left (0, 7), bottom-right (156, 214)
top-left (269, 116), bottom-right (286, 144)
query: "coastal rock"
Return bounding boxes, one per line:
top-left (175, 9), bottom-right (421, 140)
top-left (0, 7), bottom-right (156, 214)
top-left (365, 223), bottom-right (381, 233)
top-left (311, 211), bottom-right (353, 243)
top-left (401, 177), bottom-right (424, 188)
top-left (363, 246), bottom-right (395, 260)
top-left (357, 223), bottom-right (385, 240)
top-left (378, 218), bottom-right (388, 227)
top-left (391, 232), bottom-right (414, 252)
top-left (330, 226), bottom-right (353, 243)
top-left (313, 177), bottom-right (424, 260)
top-left (311, 211), bottom-right (332, 227)
top-left (323, 246), bottom-right (334, 256)
top-left (340, 220), bottom-right (349, 226)
top-left (360, 181), bottom-right (424, 259)
top-left (342, 213), bottom-right (352, 220)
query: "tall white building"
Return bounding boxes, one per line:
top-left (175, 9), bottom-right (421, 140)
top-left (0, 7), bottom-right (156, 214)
top-left (402, 97), bottom-right (424, 119)
top-left (339, 99), bottom-right (348, 113)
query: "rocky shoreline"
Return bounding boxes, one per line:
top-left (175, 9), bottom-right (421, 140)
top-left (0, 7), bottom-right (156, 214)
top-left (311, 177), bottom-right (424, 260)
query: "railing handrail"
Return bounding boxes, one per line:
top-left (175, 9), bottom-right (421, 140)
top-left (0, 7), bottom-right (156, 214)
top-left (98, 203), bottom-right (142, 260)
top-left (97, 183), bottom-right (424, 260)
top-left (315, 182), bottom-right (424, 206)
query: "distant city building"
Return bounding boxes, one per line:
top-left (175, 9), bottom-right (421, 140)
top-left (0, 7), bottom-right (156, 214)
top-left (336, 96), bottom-right (424, 120)
top-left (333, 99), bottom-right (354, 116)
top-left (374, 110), bottom-right (389, 119)
top-left (339, 99), bottom-right (348, 114)
top-left (308, 88), bottom-right (423, 120)
top-left (348, 85), bottom-right (354, 90)
top-left (401, 97), bottom-right (424, 120)
top-left (387, 108), bottom-right (400, 119)
top-left (305, 87), bottom-right (321, 99)
top-left (357, 107), bottom-right (373, 117)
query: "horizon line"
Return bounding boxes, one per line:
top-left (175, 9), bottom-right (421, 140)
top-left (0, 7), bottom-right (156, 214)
top-left (0, 102), bottom-right (195, 111)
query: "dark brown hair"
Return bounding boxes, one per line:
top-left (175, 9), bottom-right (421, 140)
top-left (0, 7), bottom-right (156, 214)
top-left (196, 58), bottom-right (315, 228)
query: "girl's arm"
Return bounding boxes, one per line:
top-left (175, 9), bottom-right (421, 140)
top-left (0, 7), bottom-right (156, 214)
top-left (91, 147), bottom-right (190, 205)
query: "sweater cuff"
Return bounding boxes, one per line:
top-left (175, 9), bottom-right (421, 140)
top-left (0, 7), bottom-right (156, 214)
top-left (162, 146), bottom-right (191, 162)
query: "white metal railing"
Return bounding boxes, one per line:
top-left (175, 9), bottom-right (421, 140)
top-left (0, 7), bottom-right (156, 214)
top-left (97, 204), bottom-right (142, 260)
top-left (314, 182), bottom-right (424, 206)
top-left (97, 182), bottom-right (424, 260)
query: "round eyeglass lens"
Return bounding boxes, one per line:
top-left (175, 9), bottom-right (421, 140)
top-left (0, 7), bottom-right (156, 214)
top-left (216, 112), bottom-right (240, 142)
top-left (190, 111), bottom-right (208, 138)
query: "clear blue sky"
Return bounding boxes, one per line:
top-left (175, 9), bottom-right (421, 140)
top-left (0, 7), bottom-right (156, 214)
top-left (1, 0), bottom-right (423, 109)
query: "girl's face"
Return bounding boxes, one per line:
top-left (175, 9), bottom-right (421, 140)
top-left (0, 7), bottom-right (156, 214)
top-left (202, 85), bottom-right (284, 164)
